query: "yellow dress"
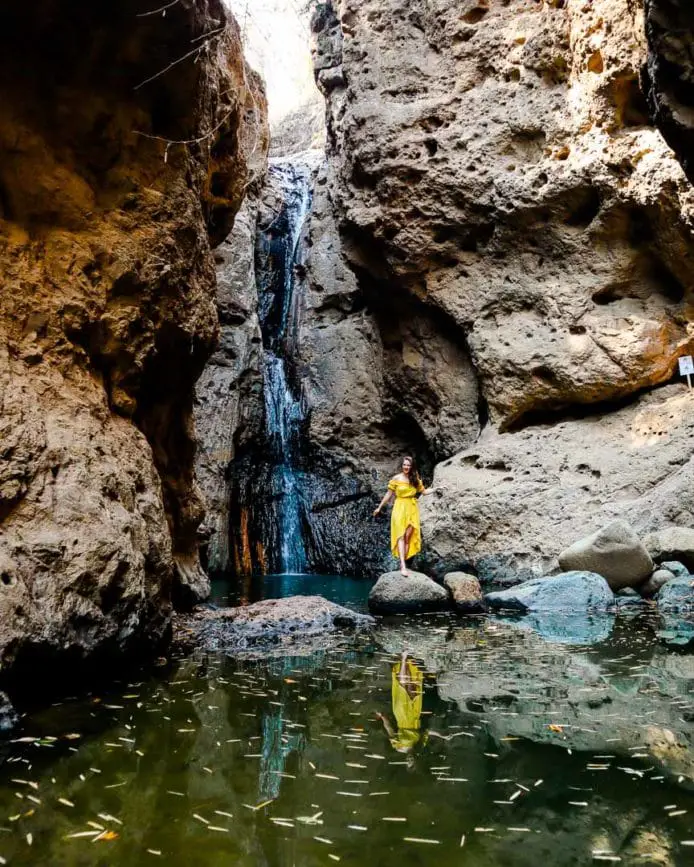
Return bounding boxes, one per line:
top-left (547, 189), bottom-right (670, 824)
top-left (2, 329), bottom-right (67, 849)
top-left (388, 477), bottom-right (425, 560)
top-left (390, 659), bottom-right (425, 752)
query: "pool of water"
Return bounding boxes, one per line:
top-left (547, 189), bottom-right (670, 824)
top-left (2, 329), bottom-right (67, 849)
top-left (1, 603), bottom-right (694, 866)
top-left (210, 573), bottom-right (372, 611)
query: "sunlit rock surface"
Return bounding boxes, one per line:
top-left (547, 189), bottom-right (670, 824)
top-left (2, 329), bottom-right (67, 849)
top-left (422, 386), bottom-right (694, 581)
top-left (301, 0), bottom-right (694, 577)
top-left (0, 0), bottom-right (267, 690)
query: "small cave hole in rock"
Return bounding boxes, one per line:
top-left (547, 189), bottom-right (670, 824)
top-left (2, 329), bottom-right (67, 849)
top-left (424, 137), bottom-right (439, 157)
top-left (565, 187), bottom-right (602, 228)
top-left (613, 74), bottom-right (652, 128)
top-left (462, 6), bottom-right (489, 25)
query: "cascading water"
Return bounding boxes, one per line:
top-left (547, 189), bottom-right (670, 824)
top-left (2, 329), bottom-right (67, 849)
top-left (227, 152), bottom-right (384, 579)
top-left (254, 158), bottom-right (313, 574)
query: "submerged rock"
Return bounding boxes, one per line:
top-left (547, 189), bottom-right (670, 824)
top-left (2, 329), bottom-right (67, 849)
top-left (498, 612), bottom-right (615, 646)
top-left (0, 692), bottom-right (18, 734)
top-left (177, 596), bottom-right (374, 654)
top-left (368, 571), bottom-right (449, 615)
top-left (443, 572), bottom-right (484, 614)
top-left (644, 527), bottom-right (694, 572)
top-left (485, 571), bottom-right (614, 613)
top-left (558, 521), bottom-right (653, 591)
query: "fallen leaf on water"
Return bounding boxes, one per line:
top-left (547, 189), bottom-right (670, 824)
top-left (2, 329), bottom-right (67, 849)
top-left (547, 725), bottom-right (564, 733)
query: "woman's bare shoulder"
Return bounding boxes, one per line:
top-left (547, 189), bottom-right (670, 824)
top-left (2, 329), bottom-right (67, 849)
top-left (391, 473), bottom-right (408, 483)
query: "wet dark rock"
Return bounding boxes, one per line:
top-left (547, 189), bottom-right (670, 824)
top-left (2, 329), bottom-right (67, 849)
top-left (0, 692), bottom-right (18, 734)
top-left (176, 596), bottom-right (374, 655)
top-left (661, 561), bottom-right (690, 579)
top-left (558, 521), bottom-right (653, 591)
top-left (443, 572), bottom-right (485, 614)
top-left (640, 568), bottom-right (676, 599)
top-left (368, 571), bottom-right (449, 615)
top-left (657, 577), bottom-right (694, 612)
top-left (485, 571), bottom-right (614, 613)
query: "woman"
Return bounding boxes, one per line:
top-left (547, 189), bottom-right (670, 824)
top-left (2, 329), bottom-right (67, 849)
top-left (373, 455), bottom-right (433, 577)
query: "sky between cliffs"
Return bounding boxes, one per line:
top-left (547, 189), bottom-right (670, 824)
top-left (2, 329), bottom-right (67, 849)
top-left (225, 0), bottom-right (319, 128)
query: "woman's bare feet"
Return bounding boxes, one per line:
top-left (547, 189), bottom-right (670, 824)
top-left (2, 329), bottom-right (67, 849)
top-left (400, 567), bottom-right (409, 577)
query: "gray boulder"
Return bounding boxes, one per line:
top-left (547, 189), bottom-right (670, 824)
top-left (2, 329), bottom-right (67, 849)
top-left (558, 520), bottom-right (653, 591)
top-left (640, 568), bottom-right (675, 599)
top-left (485, 571), bottom-right (614, 613)
top-left (444, 572), bottom-right (484, 613)
top-left (644, 528), bottom-right (694, 572)
top-left (177, 596), bottom-right (374, 655)
top-left (368, 571), bottom-right (449, 614)
top-left (657, 577), bottom-right (694, 612)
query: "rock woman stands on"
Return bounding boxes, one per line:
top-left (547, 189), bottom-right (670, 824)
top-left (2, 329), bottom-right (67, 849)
top-left (373, 456), bottom-right (433, 576)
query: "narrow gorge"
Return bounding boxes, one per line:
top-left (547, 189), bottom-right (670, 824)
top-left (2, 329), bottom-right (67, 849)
top-left (1, 1), bottom-right (694, 864)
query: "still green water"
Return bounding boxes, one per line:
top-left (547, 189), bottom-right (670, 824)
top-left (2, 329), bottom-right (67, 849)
top-left (0, 599), bottom-right (693, 865)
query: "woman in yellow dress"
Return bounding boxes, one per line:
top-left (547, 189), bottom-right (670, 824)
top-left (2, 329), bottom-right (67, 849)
top-left (373, 456), bottom-right (433, 576)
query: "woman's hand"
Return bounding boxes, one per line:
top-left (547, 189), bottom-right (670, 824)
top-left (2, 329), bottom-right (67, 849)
top-left (373, 507), bottom-right (381, 517)
top-left (423, 487), bottom-right (434, 495)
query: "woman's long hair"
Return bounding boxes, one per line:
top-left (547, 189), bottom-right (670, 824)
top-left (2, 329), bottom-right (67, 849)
top-left (398, 455), bottom-right (422, 488)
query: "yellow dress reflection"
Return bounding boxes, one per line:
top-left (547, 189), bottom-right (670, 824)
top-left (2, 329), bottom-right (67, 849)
top-left (377, 653), bottom-right (428, 753)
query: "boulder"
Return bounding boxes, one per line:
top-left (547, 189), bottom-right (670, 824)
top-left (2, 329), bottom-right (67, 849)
top-left (644, 528), bottom-right (694, 572)
top-left (558, 521), bottom-right (653, 591)
top-left (443, 572), bottom-right (484, 614)
top-left (485, 572), bottom-right (614, 613)
top-left (661, 561), bottom-right (690, 578)
top-left (368, 571), bottom-right (449, 615)
top-left (176, 596), bottom-right (374, 655)
top-left (640, 569), bottom-right (676, 599)
top-left (657, 577), bottom-right (694, 612)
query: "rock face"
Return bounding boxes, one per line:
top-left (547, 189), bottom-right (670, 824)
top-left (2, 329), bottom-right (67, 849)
top-left (368, 570), bottom-right (449, 615)
top-left (443, 572), bottom-right (484, 613)
top-left (300, 1), bottom-right (694, 578)
top-left (485, 572), bottom-right (614, 613)
top-left (643, 0), bottom-right (694, 184)
top-left (194, 194), bottom-right (266, 580)
top-left (421, 385), bottom-right (694, 584)
top-left (644, 526), bottom-right (694, 571)
top-left (0, 0), bottom-right (267, 690)
top-left (176, 595), bottom-right (374, 654)
top-left (557, 520), bottom-right (653, 591)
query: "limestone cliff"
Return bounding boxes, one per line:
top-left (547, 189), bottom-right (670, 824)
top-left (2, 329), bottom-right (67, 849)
top-left (305, 0), bottom-right (694, 581)
top-left (0, 0), bottom-right (267, 693)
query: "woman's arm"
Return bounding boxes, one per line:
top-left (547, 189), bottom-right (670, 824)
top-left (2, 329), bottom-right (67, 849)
top-left (373, 489), bottom-right (394, 516)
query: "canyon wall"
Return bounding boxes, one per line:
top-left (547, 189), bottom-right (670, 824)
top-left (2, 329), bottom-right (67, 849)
top-left (0, 0), bottom-right (267, 692)
top-left (304, 0), bottom-right (694, 581)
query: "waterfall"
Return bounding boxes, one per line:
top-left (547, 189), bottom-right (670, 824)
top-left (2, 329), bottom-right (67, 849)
top-left (257, 159), bottom-right (313, 574)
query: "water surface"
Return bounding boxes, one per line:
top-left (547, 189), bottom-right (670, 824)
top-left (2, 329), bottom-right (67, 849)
top-left (1, 601), bottom-right (693, 865)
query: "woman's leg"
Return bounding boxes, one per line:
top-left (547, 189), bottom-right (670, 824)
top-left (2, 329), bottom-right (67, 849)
top-left (404, 525), bottom-right (414, 560)
top-left (397, 535), bottom-right (409, 576)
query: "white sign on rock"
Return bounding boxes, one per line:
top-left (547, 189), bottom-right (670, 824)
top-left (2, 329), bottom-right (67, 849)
top-left (678, 355), bottom-right (694, 376)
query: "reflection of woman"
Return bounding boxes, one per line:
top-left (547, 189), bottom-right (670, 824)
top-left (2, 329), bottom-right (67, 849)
top-left (373, 456), bottom-right (433, 577)
top-left (376, 652), bottom-right (427, 754)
